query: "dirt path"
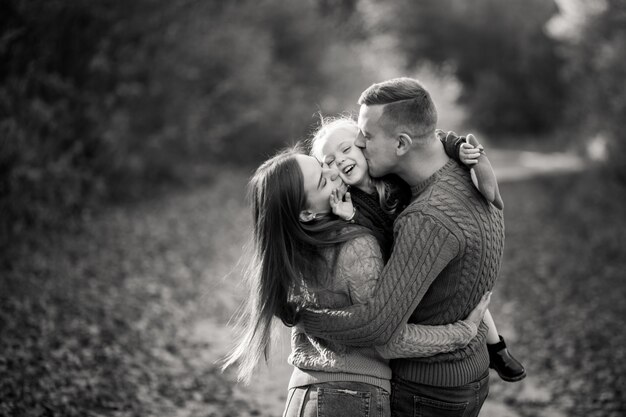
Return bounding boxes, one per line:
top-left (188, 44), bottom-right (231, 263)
top-left (489, 150), bottom-right (584, 183)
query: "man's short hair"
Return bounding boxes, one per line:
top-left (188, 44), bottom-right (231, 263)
top-left (358, 77), bottom-right (437, 138)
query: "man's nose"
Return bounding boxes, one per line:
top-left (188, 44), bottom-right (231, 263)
top-left (355, 133), bottom-right (365, 148)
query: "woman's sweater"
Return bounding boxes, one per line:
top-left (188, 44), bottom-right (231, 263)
top-left (288, 232), bottom-right (478, 393)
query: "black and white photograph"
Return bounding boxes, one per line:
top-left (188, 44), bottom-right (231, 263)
top-left (1, 1), bottom-right (624, 416)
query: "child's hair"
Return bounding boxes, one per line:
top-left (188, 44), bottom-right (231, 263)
top-left (310, 115), bottom-right (403, 214)
top-left (221, 146), bottom-right (368, 383)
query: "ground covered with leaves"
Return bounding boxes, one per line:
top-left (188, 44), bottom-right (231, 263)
top-left (1, 168), bottom-right (624, 416)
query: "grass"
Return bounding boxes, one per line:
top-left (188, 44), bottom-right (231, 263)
top-left (1, 167), bottom-right (625, 416)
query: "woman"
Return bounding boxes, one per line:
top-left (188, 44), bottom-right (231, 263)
top-left (222, 146), bottom-right (489, 417)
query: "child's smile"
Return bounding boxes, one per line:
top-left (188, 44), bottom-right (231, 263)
top-left (321, 126), bottom-right (369, 188)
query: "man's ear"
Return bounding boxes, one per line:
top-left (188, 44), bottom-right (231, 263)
top-left (396, 133), bottom-right (413, 156)
top-left (299, 210), bottom-right (316, 223)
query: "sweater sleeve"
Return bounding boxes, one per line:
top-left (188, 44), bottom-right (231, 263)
top-left (375, 321), bottom-right (477, 359)
top-left (337, 233), bottom-right (476, 358)
top-left (440, 132), bottom-right (465, 163)
top-left (300, 212), bottom-right (460, 347)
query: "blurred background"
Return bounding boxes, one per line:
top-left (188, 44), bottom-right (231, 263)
top-left (1, 0), bottom-right (625, 416)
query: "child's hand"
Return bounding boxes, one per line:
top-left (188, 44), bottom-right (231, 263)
top-left (330, 188), bottom-right (355, 221)
top-left (465, 292), bottom-right (491, 328)
top-left (459, 142), bottom-right (482, 166)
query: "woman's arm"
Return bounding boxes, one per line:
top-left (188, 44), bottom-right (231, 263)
top-left (374, 293), bottom-right (490, 359)
top-left (338, 238), bottom-right (488, 358)
top-left (375, 321), bottom-right (476, 359)
top-left (300, 212), bottom-right (460, 346)
top-left (331, 232), bottom-right (479, 354)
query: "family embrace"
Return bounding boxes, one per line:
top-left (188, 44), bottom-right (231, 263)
top-left (223, 77), bottom-right (525, 417)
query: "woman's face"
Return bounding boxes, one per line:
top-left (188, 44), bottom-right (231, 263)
top-left (295, 154), bottom-right (345, 216)
top-left (321, 126), bottom-right (369, 187)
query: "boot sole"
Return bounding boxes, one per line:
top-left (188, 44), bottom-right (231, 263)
top-left (496, 369), bottom-right (527, 382)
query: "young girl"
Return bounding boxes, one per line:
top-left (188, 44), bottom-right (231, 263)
top-left (222, 147), bottom-right (491, 417)
top-left (310, 117), bottom-right (526, 382)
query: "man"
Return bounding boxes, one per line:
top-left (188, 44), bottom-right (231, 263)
top-left (299, 77), bottom-right (505, 416)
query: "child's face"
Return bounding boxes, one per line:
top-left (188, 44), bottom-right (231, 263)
top-left (321, 126), bottom-right (370, 188)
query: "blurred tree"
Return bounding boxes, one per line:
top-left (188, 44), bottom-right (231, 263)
top-left (0, 0), bottom-right (369, 247)
top-left (547, 0), bottom-right (626, 181)
top-left (372, 0), bottom-right (566, 135)
top-left (0, 0), bottom-right (124, 241)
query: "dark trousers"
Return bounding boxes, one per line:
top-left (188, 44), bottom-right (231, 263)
top-left (390, 371), bottom-right (489, 417)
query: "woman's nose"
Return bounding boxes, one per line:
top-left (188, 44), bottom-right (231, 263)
top-left (323, 166), bottom-right (339, 181)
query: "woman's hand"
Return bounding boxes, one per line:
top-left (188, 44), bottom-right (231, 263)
top-left (330, 188), bottom-right (355, 221)
top-left (465, 292), bottom-right (491, 328)
top-left (459, 142), bottom-right (482, 166)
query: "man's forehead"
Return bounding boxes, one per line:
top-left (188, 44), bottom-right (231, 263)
top-left (358, 104), bottom-right (384, 129)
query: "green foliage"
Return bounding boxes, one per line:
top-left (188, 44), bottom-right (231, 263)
top-left (376, 0), bottom-right (566, 135)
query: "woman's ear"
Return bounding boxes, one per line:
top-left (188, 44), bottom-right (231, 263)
top-left (396, 133), bottom-right (413, 156)
top-left (299, 210), bottom-right (316, 223)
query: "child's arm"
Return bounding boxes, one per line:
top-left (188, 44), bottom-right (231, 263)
top-left (437, 130), bottom-right (504, 210)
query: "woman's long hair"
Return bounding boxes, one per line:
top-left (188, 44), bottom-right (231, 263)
top-left (309, 116), bottom-right (404, 214)
top-left (222, 147), bottom-right (366, 383)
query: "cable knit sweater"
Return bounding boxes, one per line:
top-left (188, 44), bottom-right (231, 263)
top-left (347, 132), bottom-right (471, 260)
top-left (300, 159), bottom-right (505, 387)
top-left (288, 233), bottom-right (478, 393)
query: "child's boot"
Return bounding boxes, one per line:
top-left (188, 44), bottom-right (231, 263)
top-left (488, 335), bottom-right (526, 382)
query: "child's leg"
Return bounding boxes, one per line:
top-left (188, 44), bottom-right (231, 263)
top-left (485, 309), bottom-right (526, 382)
top-left (483, 308), bottom-right (501, 345)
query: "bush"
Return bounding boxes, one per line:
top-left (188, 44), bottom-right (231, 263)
top-left (0, 0), bottom-right (368, 248)
top-left (0, 1), bottom-right (119, 242)
top-left (547, 0), bottom-right (626, 182)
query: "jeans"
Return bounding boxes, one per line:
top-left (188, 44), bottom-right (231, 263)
top-left (390, 371), bottom-right (489, 417)
top-left (283, 381), bottom-right (391, 417)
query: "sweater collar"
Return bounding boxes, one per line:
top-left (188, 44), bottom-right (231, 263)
top-left (410, 158), bottom-right (456, 198)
